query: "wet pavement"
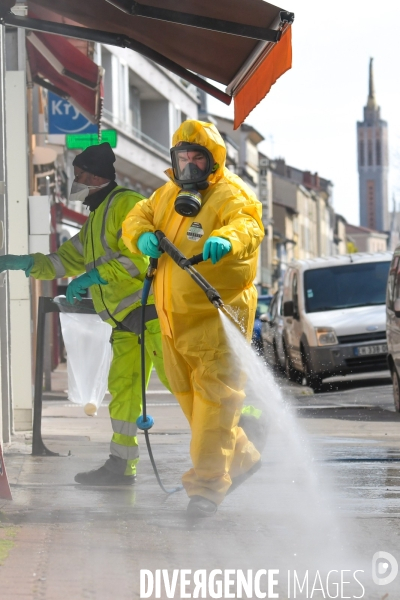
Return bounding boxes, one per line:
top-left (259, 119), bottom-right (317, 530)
top-left (0, 367), bottom-right (400, 599)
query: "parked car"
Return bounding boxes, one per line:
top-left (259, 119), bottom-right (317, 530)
top-left (252, 294), bottom-right (272, 354)
top-left (282, 252), bottom-right (392, 390)
top-left (260, 290), bottom-right (285, 370)
top-left (386, 245), bottom-right (400, 411)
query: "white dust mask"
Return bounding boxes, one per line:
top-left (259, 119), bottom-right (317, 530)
top-left (69, 181), bottom-right (109, 202)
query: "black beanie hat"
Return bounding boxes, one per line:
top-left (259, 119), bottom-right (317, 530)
top-left (73, 142), bottom-right (116, 180)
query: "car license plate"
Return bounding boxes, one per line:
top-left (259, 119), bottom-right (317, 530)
top-left (354, 343), bottom-right (387, 356)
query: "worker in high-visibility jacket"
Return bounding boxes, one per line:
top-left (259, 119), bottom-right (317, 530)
top-left (122, 120), bottom-right (264, 517)
top-left (0, 143), bottom-right (169, 486)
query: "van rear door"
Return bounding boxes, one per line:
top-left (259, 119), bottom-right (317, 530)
top-left (284, 270), bottom-right (303, 369)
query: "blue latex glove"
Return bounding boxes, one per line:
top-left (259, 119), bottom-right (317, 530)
top-left (203, 237), bottom-right (232, 264)
top-left (0, 254), bottom-right (34, 277)
top-left (66, 268), bottom-right (108, 304)
top-left (137, 232), bottom-right (162, 258)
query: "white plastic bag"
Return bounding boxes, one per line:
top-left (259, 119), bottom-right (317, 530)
top-left (59, 311), bottom-right (112, 416)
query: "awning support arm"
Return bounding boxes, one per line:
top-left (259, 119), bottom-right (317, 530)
top-left (1, 12), bottom-right (232, 105)
top-left (105, 1), bottom-right (294, 42)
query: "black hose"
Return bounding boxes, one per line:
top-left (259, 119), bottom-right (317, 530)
top-left (140, 274), bottom-right (182, 495)
top-left (138, 233), bottom-right (224, 492)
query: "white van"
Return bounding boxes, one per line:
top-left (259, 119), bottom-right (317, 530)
top-left (282, 252), bottom-right (392, 390)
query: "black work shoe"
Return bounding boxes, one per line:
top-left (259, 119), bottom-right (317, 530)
top-left (187, 495), bottom-right (218, 518)
top-left (74, 466), bottom-right (137, 486)
top-left (227, 460), bottom-right (262, 495)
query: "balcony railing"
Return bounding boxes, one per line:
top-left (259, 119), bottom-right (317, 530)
top-left (102, 109), bottom-right (170, 158)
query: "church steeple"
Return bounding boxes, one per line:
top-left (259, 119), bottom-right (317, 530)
top-left (367, 58), bottom-right (377, 109)
top-left (364, 57), bottom-right (380, 123)
top-left (357, 57), bottom-right (389, 232)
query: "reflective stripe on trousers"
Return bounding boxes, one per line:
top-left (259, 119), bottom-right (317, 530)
top-left (110, 440), bottom-right (139, 461)
top-left (111, 418), bottom-right (138, 437)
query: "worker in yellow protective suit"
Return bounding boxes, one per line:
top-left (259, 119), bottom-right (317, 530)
top-left (122, 120), bottom-right (264, 517)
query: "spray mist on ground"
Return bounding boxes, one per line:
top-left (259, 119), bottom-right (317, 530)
top-left (219, 310), bottom-right (380, 597)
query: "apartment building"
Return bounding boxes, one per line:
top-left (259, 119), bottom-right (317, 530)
top-left (346, 223), bottom-right (388, 253)
top-left (96, 43), bottom-right (198, 196)
top-left (0, 26), bottom-right (199, 441)
top-left (268, 159), bottom-right (337, 288)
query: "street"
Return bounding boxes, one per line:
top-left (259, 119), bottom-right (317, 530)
top-left (0, 366), bottom-right (398, 599)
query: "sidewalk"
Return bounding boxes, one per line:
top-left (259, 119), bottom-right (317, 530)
top-left (0, 363), bottom-right (315, 600)
top-left (1, 366), bottom-right (393, 599)
top-left (0, 366), bottom-right (192, 599)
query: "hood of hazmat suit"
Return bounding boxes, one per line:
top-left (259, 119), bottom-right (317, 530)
top-left (122, 120), bottom-right (264, 339)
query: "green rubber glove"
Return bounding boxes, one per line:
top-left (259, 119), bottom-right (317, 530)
top-left (137, 232), bottom-right (162, 258)
top-left (66, 268), bottom-right (108, 304)
top-left (0, 254), bottom-right (34, 277)
top-left (203, 237), bottom-right (232, 264)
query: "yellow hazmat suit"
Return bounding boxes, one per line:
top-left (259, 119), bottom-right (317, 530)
top-left (122, 120), bottom-right (264, 504)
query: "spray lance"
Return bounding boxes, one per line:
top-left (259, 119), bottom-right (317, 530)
top-left (155, 230), bottom-right (224, 308)
top-left (135, 230), bottom-right (224, 494)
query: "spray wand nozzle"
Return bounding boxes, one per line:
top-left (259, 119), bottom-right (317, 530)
top-left (141, 257), bottom-right (158, 307)
top-left (154, 230), bottom-right (224, 309)
top-left (146, 257), bottom-right (158, 279)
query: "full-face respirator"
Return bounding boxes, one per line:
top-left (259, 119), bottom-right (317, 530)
top-left (170, 143), bottom-right (216, 217)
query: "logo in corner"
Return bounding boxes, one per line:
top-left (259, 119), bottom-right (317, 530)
top-left (372, 551), bottom-right (398, 585)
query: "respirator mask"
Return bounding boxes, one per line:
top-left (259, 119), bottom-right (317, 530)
top-left (170, 143), bottom-right (215, 217)
top-left (69, 181), bottom-right (109, 202)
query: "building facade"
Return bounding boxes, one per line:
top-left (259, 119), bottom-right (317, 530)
top-left (346, 223), bottom-right (388, 253)
top-left (0, 27), bottom-right (199, 443)
top-left (357, 58), bottom-right (389, 232)
top-left (269, 159), bottom-right (336, 288)
top-left (333, 214), bottom-right (347, 255)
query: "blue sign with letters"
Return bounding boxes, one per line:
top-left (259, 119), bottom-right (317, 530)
top-left (48, 92), bottom-right (97, 134)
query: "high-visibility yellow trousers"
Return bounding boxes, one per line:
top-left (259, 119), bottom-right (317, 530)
top-left (108, 318), bottom-right (169, 476)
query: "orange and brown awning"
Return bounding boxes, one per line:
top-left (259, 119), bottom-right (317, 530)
top-left (26, 26), bottom-right (103, 123)
top-left (1, 0), bottom-right (293, 128)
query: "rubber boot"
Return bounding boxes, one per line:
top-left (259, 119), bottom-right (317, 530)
top-left (187, 495), bottom-right (218, 518)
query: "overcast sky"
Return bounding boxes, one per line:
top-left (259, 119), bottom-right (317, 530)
top-left (207, 0), bottom-right (400, 225)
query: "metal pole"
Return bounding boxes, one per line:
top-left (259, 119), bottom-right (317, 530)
top-left (106, 0), bottom-right (283, 42)
top-left (32, 297), bottom-right (58, 456)
top-left (0, 23), bottom-right (11, 444)
top-left (43, 178), bottom-right (52, 391)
